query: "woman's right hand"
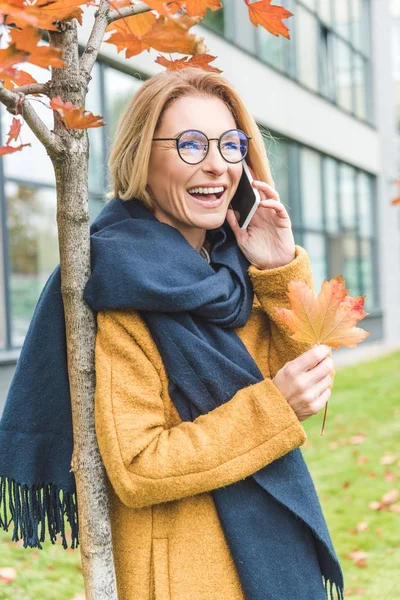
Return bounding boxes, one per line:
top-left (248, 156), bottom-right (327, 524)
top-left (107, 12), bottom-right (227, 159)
top-left (272, 345), bottom-right (334, 422)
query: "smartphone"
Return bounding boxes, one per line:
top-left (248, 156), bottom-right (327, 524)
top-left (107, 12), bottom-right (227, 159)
top-left (229, 161), bottom-right (261, 229)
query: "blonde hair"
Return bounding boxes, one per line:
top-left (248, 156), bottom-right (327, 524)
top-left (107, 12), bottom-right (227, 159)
top-left (108, 67), bottom-right (275, 209)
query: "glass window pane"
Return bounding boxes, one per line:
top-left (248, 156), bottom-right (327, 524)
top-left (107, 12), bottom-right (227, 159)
top-left (354, 54), bottom-right (367, 120)
top-left (333, 0), bottom-right (351, 40)
top-left (351, 0), bottom-right (370, 54)
top-left (342, 235), bottom-right (361, 296)
top-left (323, 157), bottom-right (339, 233)
top-left (300, 148), bottom-right (323, 230)
top-left (1, 64), bottom-right (55, 186)
top-left (295, 6), bottom-right (318, 91)
top-left (6, 182), bottom-right (58, 348)
top-left (339, 164), bottom-right (357, 233)
top-left (201, 6), bottom-right (224, 35)
top-left (301, 0), bottom-right (317, 9)
top-left (318, 0), bottom-right (332, 25)
top-left (358, 172), bottom-right (373, 236)
top-left (104, 68), bottom-right (144, 145)
top-left (257, 28), bottom-right (288, 71)
top-left (266, 139), bottom-right (290, 212)
top-left (318, 26), bottom-right (336, 101)
top-left (86, 63), bottom-right (105, 195)
top-left (335, 38), bottom-right (353, 112)
top-left (303, 233), bottom-right (327, 293)
top-left (360, 238), bottom-right (376, 311)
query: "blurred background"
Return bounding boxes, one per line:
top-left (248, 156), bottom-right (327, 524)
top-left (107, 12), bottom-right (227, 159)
top-left (0, 2), bottom-right (399, 598)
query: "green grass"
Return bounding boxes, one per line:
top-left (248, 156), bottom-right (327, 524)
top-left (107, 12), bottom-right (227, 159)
top-left (0, 351), bottom-right (399, 599)
top-left (302, 350), bottom-right (400, 599)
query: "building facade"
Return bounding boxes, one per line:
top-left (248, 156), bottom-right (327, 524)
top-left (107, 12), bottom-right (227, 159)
top-left (0, 0), bottom-right (399, 402)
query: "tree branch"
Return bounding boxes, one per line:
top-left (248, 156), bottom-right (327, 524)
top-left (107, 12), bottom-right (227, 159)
top-left (79, 1), bottom-right (151, 85)
top-left (107, 2), bottom-right (152, 25)
top-left (12, 82), bottom-right (50, 97)
top-left (0, 85), bottom-right (64, 157)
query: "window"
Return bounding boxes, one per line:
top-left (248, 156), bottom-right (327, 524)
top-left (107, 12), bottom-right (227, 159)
top-left (201, 7), bottom-right (224, 36)
top-left (335, 37), bottom-right (353, 112)
top-left (5, 183), bottom-right (58, 347)
top-left (254, 0), bottom-right (372, 123)
top-left (300, 148), bottom-right (323, 230)
top-left (295, 4), bottom-right (319, 91)
top-left (104, 67), bottom-right (144, 145)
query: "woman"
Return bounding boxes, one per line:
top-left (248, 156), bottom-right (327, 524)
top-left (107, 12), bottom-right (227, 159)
top-left (89, 68), bottom-right (344, 600)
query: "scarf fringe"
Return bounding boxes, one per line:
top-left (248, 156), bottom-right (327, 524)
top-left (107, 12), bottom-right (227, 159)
top-left (0, 476), bottom-right (79, 550)
top-left (323, 574), bottom-right (344, 600)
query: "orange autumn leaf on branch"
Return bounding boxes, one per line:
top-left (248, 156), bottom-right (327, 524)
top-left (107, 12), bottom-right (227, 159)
top-left (244, 0), bottom-right (294, 39)
top-left (50, 96), bottom-right (106, 129)
top-left (185, 0), bottom-right (222, 17)
top-left (274, 276), bottom-right (370, 349)
top-left (155, 53), bottom-right (221, 72)
top-left (106, 12), bottom-right (205, 58)
top-left (6, 117), bottom-right (22, 144)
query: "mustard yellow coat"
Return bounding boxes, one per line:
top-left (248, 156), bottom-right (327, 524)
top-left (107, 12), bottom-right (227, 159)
top-left (94, 245), bottom-right (315, 600)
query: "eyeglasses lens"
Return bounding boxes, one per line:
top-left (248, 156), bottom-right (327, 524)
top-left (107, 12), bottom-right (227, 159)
top-left (178, 130), bottom-right (248, 164)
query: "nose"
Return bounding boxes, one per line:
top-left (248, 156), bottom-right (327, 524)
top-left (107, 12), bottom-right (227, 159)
top-left (201, 139), bottom-right (228, 175)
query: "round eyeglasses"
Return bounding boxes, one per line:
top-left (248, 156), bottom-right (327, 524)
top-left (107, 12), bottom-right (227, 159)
top-left (152, 128), bottom-right (251, 165)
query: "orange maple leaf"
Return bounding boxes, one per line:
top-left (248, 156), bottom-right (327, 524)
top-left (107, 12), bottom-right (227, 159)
top-left (155, 53), bottom-right (222, 72)
top-left (274, 276), bottom-right (370, 349)
top-left (244, 0), bottom-right (294, 39)
top-left (140, 0), bottom-right (184, 19)
top-left (6, 117), bottom-right (22, 145)
top-left (107, 12), bottom-right (205, 58)
top-left (185, 0), bottom-right (222, 17)
top-left (10, 27), bottom-right (65, 69)
top-left (274, 276), bottom-right (369, 436)
top-left (0, 143), bottom-right (31, 155)
top-left (50, 96), bottom-right (106, 129)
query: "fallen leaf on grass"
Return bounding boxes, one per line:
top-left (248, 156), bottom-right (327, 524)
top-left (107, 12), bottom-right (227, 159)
top-left (380, 454), bottom-right (397, 465)
top-left (347, 549), bottom-right (368, 567)
top-left (369, 489), bottom-right (399, 511)
top-left (345, 588), bottom-right (366, 596)
top-left (384, 471), bottom-right (397, 482)
top-left (0, 567), bottom-right (17, 583)
top-left (350, 433), bottom-right (367, 444)
top-left (357, 456), bottom-right (369, 465)
top-left (349, 521), bottom-right (369, 534)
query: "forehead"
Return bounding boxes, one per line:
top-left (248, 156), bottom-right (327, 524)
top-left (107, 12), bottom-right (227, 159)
top-left (159, 95), bottom-right (237, 136)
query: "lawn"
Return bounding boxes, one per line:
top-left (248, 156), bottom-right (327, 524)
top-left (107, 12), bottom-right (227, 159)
top-left (0, 351), bottom-right (399, 599)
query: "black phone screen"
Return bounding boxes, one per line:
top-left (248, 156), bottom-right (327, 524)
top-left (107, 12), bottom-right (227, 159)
top-left (229, 168), bottom-right (257, 228)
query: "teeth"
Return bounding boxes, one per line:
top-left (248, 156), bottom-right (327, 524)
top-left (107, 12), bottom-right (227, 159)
top-left (187, 186), bottom-right (225, 195)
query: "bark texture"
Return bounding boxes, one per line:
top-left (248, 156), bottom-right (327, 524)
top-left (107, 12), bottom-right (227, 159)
top-left (48, 18), bottom-right (118, 600)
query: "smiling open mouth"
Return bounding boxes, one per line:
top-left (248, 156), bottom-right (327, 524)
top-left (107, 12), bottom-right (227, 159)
top-left (187, 187), bottom-right (225, 202)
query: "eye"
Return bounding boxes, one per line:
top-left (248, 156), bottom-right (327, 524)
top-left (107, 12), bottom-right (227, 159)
top-left (179, 141), bottom-right (205, 151)
top-left (221, 141), bottom-right (239, 150)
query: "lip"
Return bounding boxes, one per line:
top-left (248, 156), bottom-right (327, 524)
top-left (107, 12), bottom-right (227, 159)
top-left (187, 189), bottom-right (226, 209)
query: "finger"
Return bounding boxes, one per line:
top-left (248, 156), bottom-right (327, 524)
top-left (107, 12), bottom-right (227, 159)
top-left (295, 345), bottom-right (332, 373)
top-left (226, 208), bottom-right (243, 236)
top-left (258, 199), bottom-right (288, 215)
top-left (252, 180), bottom-right (280, 201)
top-left (306, 356), bottom-right (334, 385)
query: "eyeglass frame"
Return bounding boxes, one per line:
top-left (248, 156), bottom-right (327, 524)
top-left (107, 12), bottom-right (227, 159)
top-left (152, 128), bottom-right (252, 165)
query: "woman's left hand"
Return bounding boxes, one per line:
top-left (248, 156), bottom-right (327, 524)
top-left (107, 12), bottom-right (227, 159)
top-left (226, 177), bottom-right (296, 270)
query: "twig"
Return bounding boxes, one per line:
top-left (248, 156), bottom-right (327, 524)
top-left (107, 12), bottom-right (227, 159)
top-left (80, 1), bottom-right (151, 85)
top-left (11, 82), bottom-right (50, 97)
top-left (107, 1), bottom-right (152, 25)
top-left (0, 85), bottom-right (64, 157)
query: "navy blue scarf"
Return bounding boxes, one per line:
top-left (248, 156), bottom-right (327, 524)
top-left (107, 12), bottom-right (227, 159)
top-left (0, 197), bottom-right (344, 600)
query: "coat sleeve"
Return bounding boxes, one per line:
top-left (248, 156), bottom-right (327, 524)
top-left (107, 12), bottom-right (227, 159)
top-left (94, 310), bottom-right (307, 509)
top-left (248, 245), bottom-right (328, 379)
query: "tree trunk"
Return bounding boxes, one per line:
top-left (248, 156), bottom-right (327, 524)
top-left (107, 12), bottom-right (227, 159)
top-left (49, 18), bottom-right (118, 599)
